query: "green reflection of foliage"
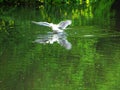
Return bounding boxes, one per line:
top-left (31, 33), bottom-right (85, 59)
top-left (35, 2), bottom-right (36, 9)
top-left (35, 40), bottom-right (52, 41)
top-left (94, 0), bottom-right (115, 28)
top-left (0, 0), bottom-right (119, 90)
top-left (94, 38), bottom-right (120, 90)
top-left (0, 19), bottom-right (16, 46)
top-left (0, 0), bottom-right (114, 27)
top-left (35, 0), bottom-right (114, 27)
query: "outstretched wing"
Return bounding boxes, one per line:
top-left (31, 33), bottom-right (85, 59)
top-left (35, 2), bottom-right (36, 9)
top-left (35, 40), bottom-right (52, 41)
top-left (58, 20), bottom-right (72, 29)
top-left (32, 21), bottom-right (51, 27)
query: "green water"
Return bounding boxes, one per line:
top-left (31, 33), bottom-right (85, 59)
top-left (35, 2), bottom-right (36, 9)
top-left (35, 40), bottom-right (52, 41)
top-left (0, 5), bottom-right (120, 90)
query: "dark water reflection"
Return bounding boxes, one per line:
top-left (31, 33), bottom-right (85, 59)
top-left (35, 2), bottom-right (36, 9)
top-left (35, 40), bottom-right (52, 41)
top-left (0, 5), bottom-right (120, 90)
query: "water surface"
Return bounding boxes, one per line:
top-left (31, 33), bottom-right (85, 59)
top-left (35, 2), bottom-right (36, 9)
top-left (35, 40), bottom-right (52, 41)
top-left (0, 6), bottom-right (120, 90)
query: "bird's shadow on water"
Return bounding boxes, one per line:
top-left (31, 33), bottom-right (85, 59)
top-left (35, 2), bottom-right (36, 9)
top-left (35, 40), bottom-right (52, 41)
top-left (33, 32), bottom-right (72, 50)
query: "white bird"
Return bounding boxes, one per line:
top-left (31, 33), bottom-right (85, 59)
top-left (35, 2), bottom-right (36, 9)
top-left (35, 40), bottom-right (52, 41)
top-left (32, 20), bottom-right (72, 33)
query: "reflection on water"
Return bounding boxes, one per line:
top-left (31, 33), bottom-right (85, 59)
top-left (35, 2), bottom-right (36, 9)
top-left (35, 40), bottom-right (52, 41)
top-left (0, 1), bottom-right (120, 90)
top-left (34, 32), bottom-right (72, 50)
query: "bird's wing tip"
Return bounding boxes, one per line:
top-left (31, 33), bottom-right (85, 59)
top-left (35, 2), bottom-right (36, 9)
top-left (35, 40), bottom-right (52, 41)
top-left (66, 20), bottom-right (72, 24)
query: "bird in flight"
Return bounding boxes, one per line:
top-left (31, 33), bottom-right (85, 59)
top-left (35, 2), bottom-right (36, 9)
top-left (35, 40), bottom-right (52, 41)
top-left (32, 20), bottom-right (72, 33)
